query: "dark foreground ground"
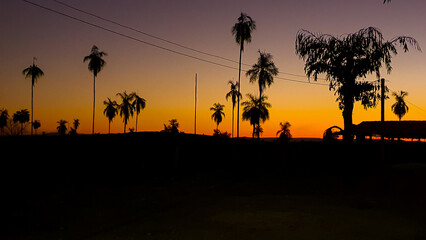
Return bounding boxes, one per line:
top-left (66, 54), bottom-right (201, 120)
top-left (2, 133), bottom-right (426, 240)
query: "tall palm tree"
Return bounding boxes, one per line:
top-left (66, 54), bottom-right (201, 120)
top-left (391, 91), bottom-right (409, 121)
top-left (232, 12), bottom-right (256, 138)
top-left (295, 27), bottom-right (420, 142)
top-left (83, 45), bottom-right (107, 134)
top-left (242, 94), bottom-right (271, 139)
top-left (13, 109), bottom-right (30, 135)
top-left (131, 92), bottom-right (146, 132)
top-left (117, 91), bottom-right (134, 133)
top-left (57, 120), bottom-right (68, 136)
top-left (276, 121), bottom-right (292, 141)
top-left (210, 103), bottom-right (225, 131)
top-left (246, 51), bottom-right (278, 98)
top-left (225, 80), bottom-right (242, 138)
top-left (22, 58), bottom-right (44, 135)
top-left (103, 98), bottom-right (118, 134)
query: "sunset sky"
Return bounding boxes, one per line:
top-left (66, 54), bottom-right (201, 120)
top-left (1, 0), bottom-right (426, 137)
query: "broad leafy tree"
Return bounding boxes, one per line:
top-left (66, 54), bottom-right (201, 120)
top-left (295, 27), bottom-right (420, 142)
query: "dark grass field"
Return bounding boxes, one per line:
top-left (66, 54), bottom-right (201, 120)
top-left (3, 133), bottom-right (426, 239)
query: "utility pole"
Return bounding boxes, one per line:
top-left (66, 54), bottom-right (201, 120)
top-left (381, 78), bottom-right (385, 122)
top-left (194, 73), bottom-right (197, 135)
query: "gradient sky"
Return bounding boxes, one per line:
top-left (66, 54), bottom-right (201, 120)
top-left (1, 0), bottom-right (426, 137)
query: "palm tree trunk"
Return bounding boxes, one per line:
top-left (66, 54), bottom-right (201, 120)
top-left (31, 77), bottom-right (34, 136)
top-left (342, 98), bottom-right (354, 143)
top-left (237, 44), bottom-right (243, 139)
top-left (231, 105), bottom-right (234, 138)
top-left (252, 124), bottom-right (255, 139)
top-left (92, 74), bottom-right (96, 135)
top-left (257, 123), bottom-right (260, 139)
top-left (135, 113), bottom-right (139, 132)
top-left (124, 121), bottom-right (126, 133)
top-left (108, 120), bottom-right (111, 134)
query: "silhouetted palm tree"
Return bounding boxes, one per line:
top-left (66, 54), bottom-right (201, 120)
top-left (163, 119), bottom-right (179, 134)
top-left (13, 109), bottom-right (30, 135)
top-left (22, 58), bottom-right (44, 136)
top-left (232, 12), bottom-right (256, 138)
top-left (0, 109), bottom-right (8, 135)
top-left (131, 92), bottom-right (146, 132)
top-left (254, 125), bottom-right (263, 139)
top-left (246, 51), bottom-right (278, 98)
top-left (32, 120), bottom-right (41, 135)
top-left (103, 98), bottom-right (118, 134)
top-left (69, 119), bottom-right (80, 135)
top-left (210, 103), bottom-right (225, 131)
top-left (276, 121), bottom-right (292, 142)
top-left (83, 45), bottom-right (107, 135)
top-left (242, 94), bottom-right (271, 139)
top-left (295, 27), bottom-right (420, 143)
top-left (226, 80), bottom-right (242, 138)
top-left (117, 91), bottom-right (134, 133)
top-left (391, 91), bottom-right (409, 121)
top-left (57, 120), bottom-right (68, 136)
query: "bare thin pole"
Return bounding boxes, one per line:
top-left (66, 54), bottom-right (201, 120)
top-left (194, 73), bottom-right (197, 135)
top-left (381, 78), bottom-right (385, 122)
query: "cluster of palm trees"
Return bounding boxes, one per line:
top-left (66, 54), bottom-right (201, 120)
top-left (56, 119), bottom-right (80, 136)
top-left (103, 91), bottom-right (146, 134)
top-left (212, 15), bottom-right (279, 139)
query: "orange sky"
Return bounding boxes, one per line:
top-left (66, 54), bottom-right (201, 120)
top-left (1, 0), bottom-right (426, 138)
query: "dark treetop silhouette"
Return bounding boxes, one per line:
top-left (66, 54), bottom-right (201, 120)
top-left (246, 50), bottom-right (278, 98)
top-left (131, 92), bottom-right (146, 132)
top-left (295, 27), bottom-right (420, 143)
top-left (57, 120), bottom-right (67, 136)
top-left (391, 91), bottom-right (409, 121)
top-left (232, 12), bottom-right (256, 138)
top-left (163, 119), bottom-right (179, 134)
top-left (210, 103), bottom-right (225, 132)
top-left (225, 80), bottom-right (242, 138)
top-left (103, 98), bottom-right (118, 134)
top-left (242, 94), bottom-right (271, 139)
top-left (277, 121), bottom-right (292, 142)
top-left (13, 109), bottom-right (30, 136)
top-left (83, 45), bottom-right (107, 135)
top-left (22, 58), bottom-right (44, 136)
top-left (117, 91), bottom-right (134, 133)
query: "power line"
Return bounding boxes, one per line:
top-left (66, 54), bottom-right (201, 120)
top-left (52, 0), bottom-right (242, 66)
top-left (23, 0), bottom-right (328, 86)
top-left (52, 0), bottom-right (327, 81)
